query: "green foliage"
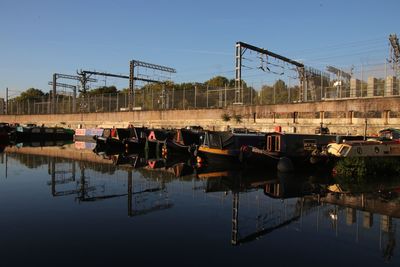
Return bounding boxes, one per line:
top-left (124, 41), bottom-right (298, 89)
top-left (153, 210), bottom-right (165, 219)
top-left (205, 76), bottom-right (229, 87)
top-left (221, 113), bottom-right (231, 122)
top-left (334, 157), bottom-right (400, 182)
top-left (258, 79), bottom-right (291, 104)
top-left (14, 88), bottom-right (46, 101)
top-left (88, 86), bottom-right (118, 95)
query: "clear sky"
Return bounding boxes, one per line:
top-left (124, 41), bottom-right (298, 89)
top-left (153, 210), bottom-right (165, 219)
top-left (0, 0), bottom-right (398, 98)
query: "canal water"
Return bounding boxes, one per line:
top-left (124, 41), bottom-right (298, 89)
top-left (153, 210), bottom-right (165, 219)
top-left (0, 143), bottom-right (400, 266)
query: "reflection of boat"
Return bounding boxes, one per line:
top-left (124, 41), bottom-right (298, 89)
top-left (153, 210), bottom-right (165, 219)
top-left (263, 172), bottom-right (326, 199)
top-left (94, 128), bottom-right (130, 150)
top-left (14, 140), bottom-right (73, 148)
top-left (146, 154), bottom-right (194, 170)
top-left (123, 126), bottom-right (149, 151)
top-left (112, 153), bottom-right (148, 168)
top-left (196, 168), bottom-right (324, 246)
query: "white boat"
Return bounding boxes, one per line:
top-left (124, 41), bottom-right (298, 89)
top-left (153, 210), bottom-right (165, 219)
top-left (327, 140), bottom-right (400, 157)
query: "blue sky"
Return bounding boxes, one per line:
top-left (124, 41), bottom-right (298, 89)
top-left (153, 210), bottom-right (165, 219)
top-left (0, 0), bottom-right (398, 98)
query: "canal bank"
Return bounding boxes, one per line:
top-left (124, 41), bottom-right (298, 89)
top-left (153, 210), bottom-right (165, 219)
top-left (1, 97), bottom-right (400, 135)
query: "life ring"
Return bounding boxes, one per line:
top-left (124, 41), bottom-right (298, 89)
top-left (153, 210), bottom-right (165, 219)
top-left (356, 147), bottom-right (362, 154)
top-left (374, 146), bottom-right (380, 154)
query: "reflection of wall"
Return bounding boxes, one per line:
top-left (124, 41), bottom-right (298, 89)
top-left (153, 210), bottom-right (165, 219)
top-left (6, 148), bottom-right (118, 174)
top-left (346, 207), bottom-right (356, 225)
top-left (363, 212), bottom-right (373, 229)
top-left (320, 193), bottom-right (400, 218)
top-left (5, 144), bottom-right (114, 166)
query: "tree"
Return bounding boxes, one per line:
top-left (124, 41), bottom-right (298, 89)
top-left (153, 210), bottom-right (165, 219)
top-left (14, 88), bottom-right (46, 101)
top-left (205, 76), bottom-right (229, 88)
top-left (258, 80), bottom-right (289, 104)
top-left (87, 85), bottom-right (118, 95)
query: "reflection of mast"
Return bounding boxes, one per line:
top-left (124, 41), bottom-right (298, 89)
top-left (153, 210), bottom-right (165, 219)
top-left (5, 152), bottom-right (8, 179)
top-left (230, 173), bottom-right (322, 245)
top-left (381, 215), bottom-right (396, 262)
top-left (231, 192), bottom-right (239, 245)
top-left (128, 169), bottom-right (133, 216)
top-left (50, 160), bottom-right (94, 197)
top-left (127, 177), bottom-right (172, 217)
top-left (231, 197), bottom-right (306, 245)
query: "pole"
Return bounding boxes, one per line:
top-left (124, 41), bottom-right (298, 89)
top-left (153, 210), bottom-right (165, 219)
top-left (102, 93), bottom-right (104, 111)
top-left (250, 86), bottom-right (253, 105)
top-left (52, 74), bottom-right (57, 114)
top-left (172, 87), bottom-right (174, 109)
top-left (206, 85), bottom-right (209, 108)
top-left (109, 93), bottom-right (111, 112)
top-left (116, 92), bottom-right (119, 111)
top-left (385, 60), bottom-right (387, 96)
top-left (364, 117), bottom-right (368, 140)
top-left (194, 85), bottom-right (197, 108)
top-left (5, 87), bottom-right (8, 114)
top-left (361, 64), bottom-right (364, 97)
top-left (143, 88), bottom-right (145, 109)
top-left (320, 71), bottom-right (323, 100)
top-left (224, 84), bottom-right (227, 107)
top-left (73, 88), bottom-right (77, 113)
top-left (183, 87), bottom-right (185, 109)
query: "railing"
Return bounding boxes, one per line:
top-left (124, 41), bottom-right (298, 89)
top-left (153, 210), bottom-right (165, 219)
top-left (3, 79), bottom-right (400, 115)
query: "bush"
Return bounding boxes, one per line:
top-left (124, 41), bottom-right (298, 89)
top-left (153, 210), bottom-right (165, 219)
top-left (221, 113), bottom-right (231, 122)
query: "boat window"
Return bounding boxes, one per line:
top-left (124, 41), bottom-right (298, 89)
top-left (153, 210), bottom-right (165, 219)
top-left (339, 146), bottom-right (350, 156)
top-left (267, 136), bottom-right (272, 151)
top-left (209, 134), bottom-right (222, 149)
top-left (275, 136), bottom-right (281, 152)
top-left (267, 135), bottom-right (277, 152)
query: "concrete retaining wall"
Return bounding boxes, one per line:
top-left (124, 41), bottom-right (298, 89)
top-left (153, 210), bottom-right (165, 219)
top-left (1, 97), bottom-right (400, 135)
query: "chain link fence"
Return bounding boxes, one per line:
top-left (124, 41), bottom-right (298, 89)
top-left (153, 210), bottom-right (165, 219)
top-left (3, 72), bottom-right (400, 115)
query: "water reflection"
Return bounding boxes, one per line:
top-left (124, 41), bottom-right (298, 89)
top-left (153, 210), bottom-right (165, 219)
top-left (1, 143), bottom-right (400, 265)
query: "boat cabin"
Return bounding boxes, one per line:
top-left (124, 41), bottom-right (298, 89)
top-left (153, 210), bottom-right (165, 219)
top-left (265, 132), bottom-right (340, 157)
top-left (202, 131), bottom-right (265, 150)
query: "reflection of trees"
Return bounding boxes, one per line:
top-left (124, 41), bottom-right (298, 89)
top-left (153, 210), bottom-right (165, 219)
top-left (7, 153), bottom-right (50, 169)
top-left (7, 153), bottom-right (117, 174)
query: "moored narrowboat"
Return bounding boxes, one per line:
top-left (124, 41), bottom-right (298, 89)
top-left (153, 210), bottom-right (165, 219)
top-left (10, 125), bottom-right (74, 142)
top-left (123, 126), bottom-right (149, 151)
top-left (0, 123), bottom-right (11, 143)
top-left (196, 130), bottom-right (265, 166)
top-left (326, 139), bottom-right (400, 158)
top-left (242, 132), bottom-right (365, 171)
top-left (164, 127), bottom-right (204, 156)
top-left (94, 127), bottom-right (130, 151)
top-left (146, 128), bottom-right (174, 155)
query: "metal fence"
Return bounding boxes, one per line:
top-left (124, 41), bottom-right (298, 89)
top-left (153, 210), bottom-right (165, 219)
top-left (3, 76), bottom-right (400, 115)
